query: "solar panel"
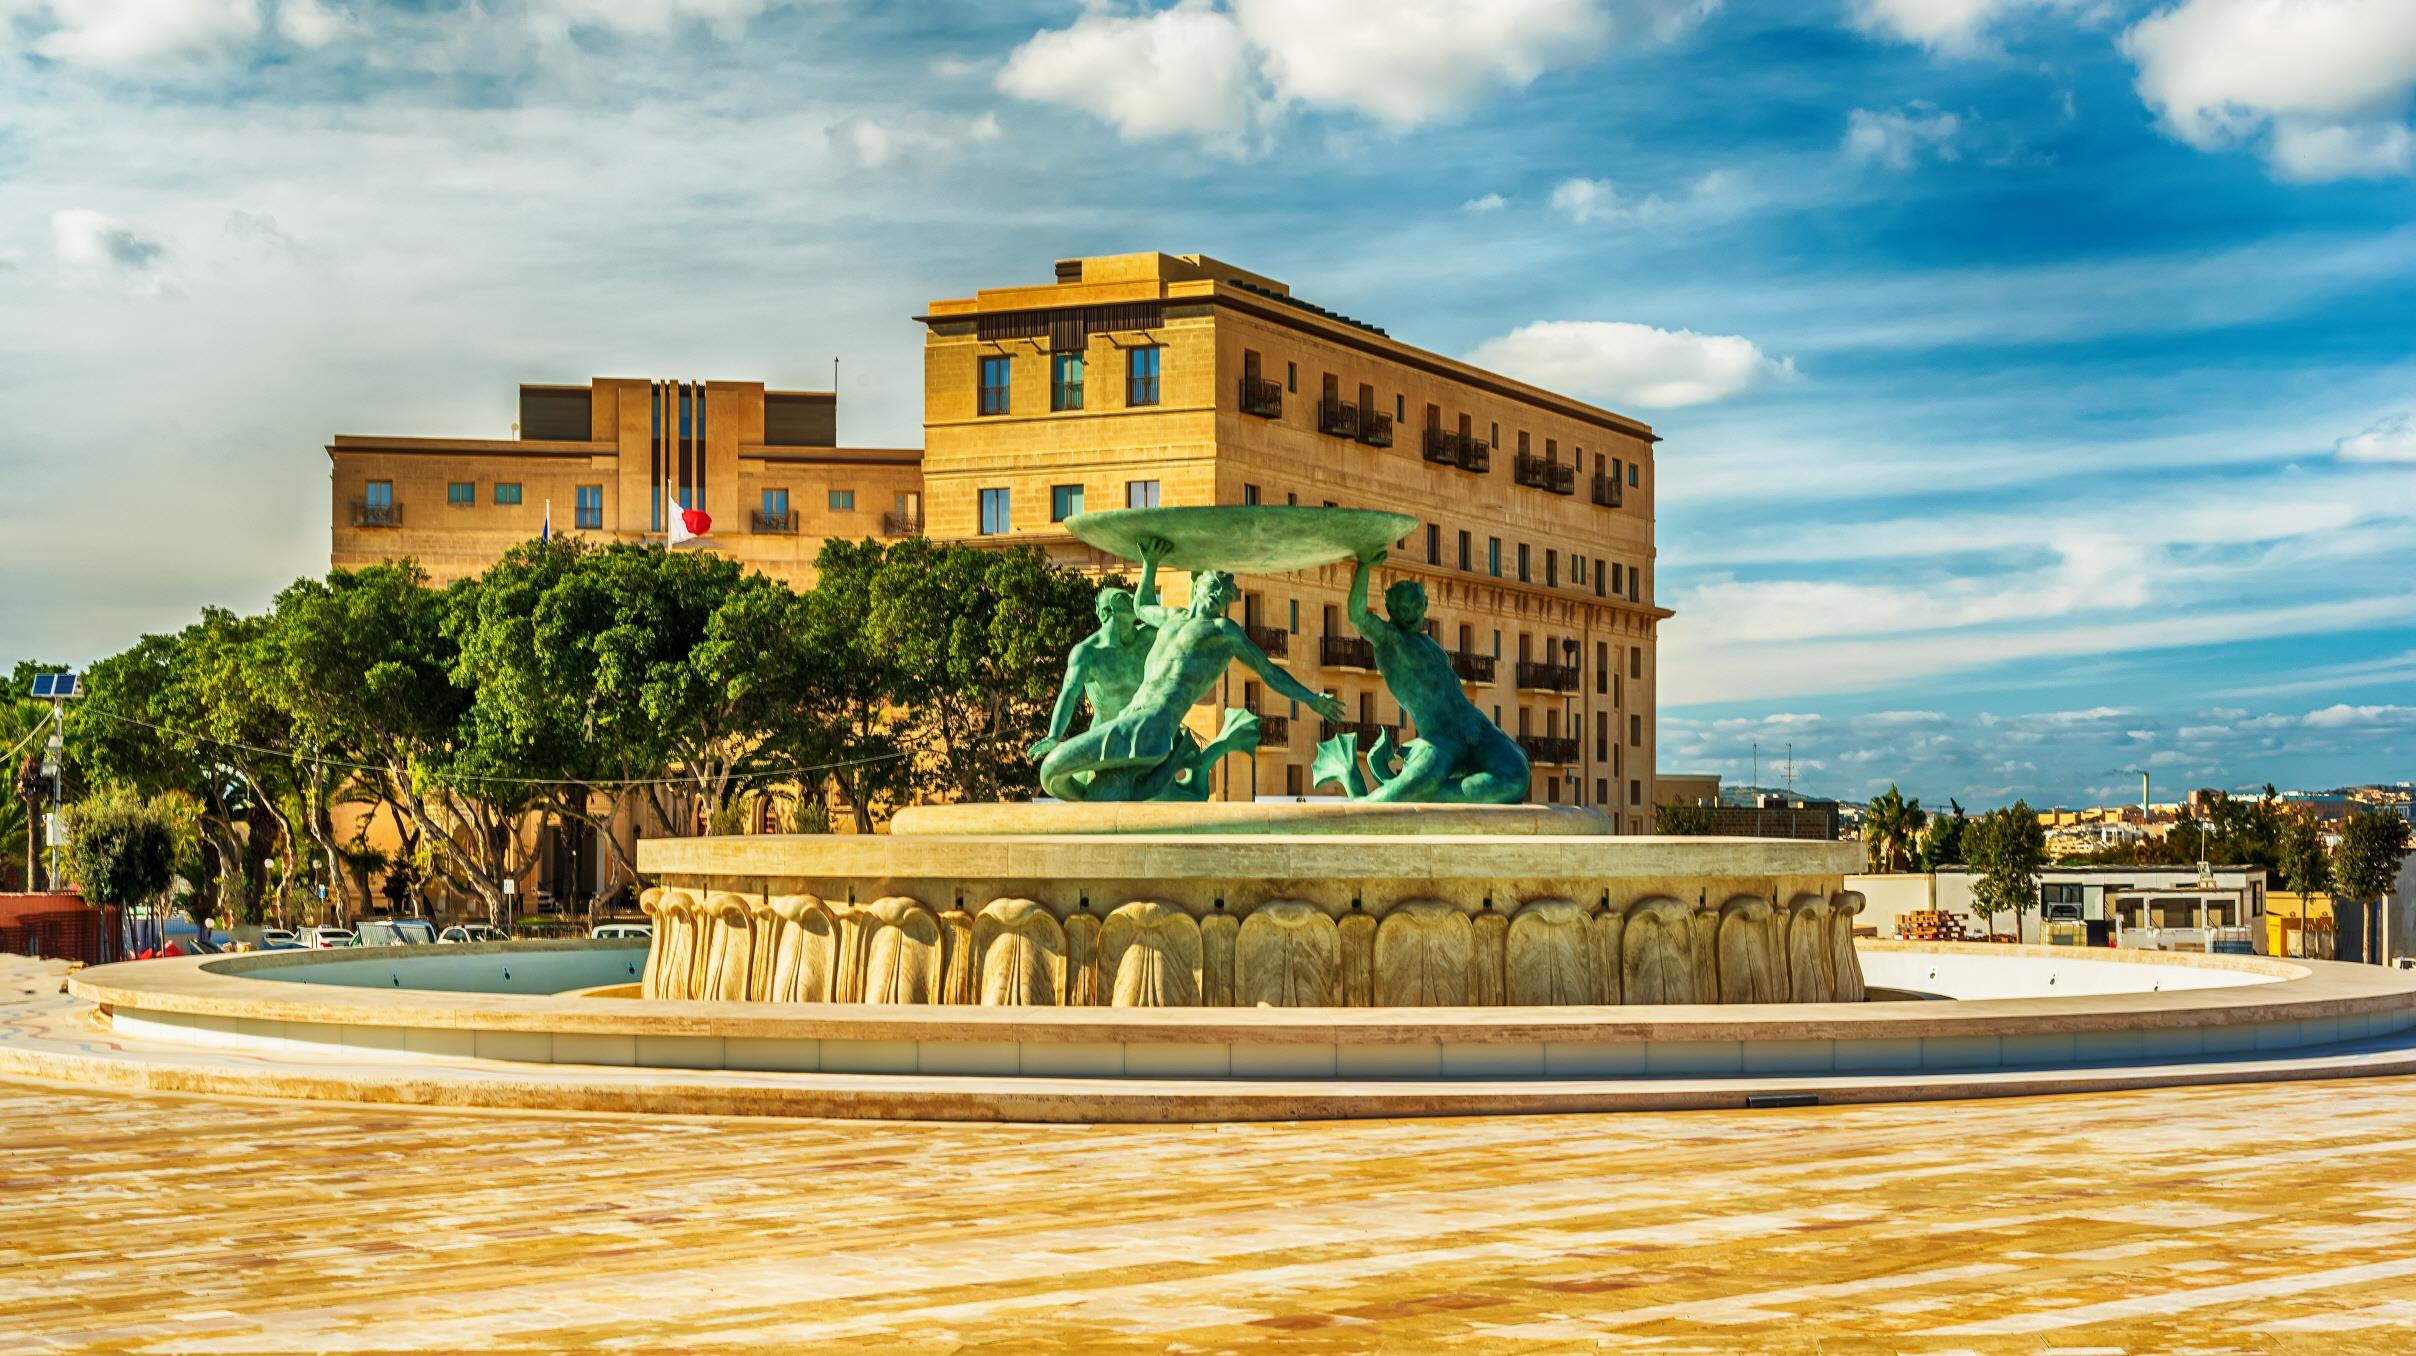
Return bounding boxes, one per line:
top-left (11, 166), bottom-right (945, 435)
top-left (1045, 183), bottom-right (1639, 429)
top-left (29, 673), bottom-right (81, 699)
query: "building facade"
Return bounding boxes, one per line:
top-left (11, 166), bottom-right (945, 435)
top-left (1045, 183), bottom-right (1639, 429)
top-left (917, 253), bottom-right (1667, 827)
top-left (323, 252), bottom-right (1668, 828)
top-left (328, 377), bottom-right (922, 586)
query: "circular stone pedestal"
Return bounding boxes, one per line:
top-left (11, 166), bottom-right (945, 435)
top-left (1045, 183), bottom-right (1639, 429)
top-left (889, 801), bottom-right (1610, 837)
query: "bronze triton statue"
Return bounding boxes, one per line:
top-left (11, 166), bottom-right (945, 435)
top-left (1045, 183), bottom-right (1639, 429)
top-left (1313, 547), bottom-right (1528, 804)
top-left (1037, 535), bottom-right (1343, 802)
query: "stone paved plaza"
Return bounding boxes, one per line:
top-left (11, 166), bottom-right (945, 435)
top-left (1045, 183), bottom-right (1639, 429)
top-left (8, 1071), bottom-right (2416, 1350)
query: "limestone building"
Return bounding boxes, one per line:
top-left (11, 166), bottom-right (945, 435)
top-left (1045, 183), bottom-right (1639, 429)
top-left (324, 252), bottom-right (1667, 828)
top-left (327, 378), bottom-right (922, 586)
top-left (918, 253), bottom-right (1666, 828)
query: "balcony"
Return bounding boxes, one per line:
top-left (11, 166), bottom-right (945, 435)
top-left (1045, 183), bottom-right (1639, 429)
top-left (1316, 398), bottom-right (1360, 439)
top-left (881, 511), bottom-right (924, 536)
top-left (1357, 409), bottom-right (1394, 448)
top-left (1517, 734), bottom-right (1581, 765)
top-left (1254, 714), bottom-right (1290, 745)
top-left (1590, 473), bottom-right (1625, 508)
top-left (750, 508), bottom-right (797, 534)
top-left (1243, 623), bottom-right (1289, 657)
top-left (1420, 426), bottom-right (1459, 466)
top-left (1320, 634), bottom-right (1376, 670)
top-left (351, 500), bottom-right (403, 527)
top-left (1321, 718), bottom-right (1388, 746)
top-left (1460, 438), bottom-right (1492, 473)
top-left (1448, 650), bottom-right (1496, 685)
top-left (1515, 660), bottom-right (1581, 693)
top-left (1515, 456), bottom-right (1577, 496)
top-left (1240, 375), bottom-right (1284, 419)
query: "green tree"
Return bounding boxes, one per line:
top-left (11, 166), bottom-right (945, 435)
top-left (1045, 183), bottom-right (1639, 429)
top-left (64, 785), bottom-right (180, 921)
top-left (1918, 800), bottom-right (1968, 870)
top-left (1966, 800), bottom-right (2047, 940)
top-left (866, 538), bottom-right (1102, 806)
top-left (2334, 810), bottom-right (2414, 965)
top-left (800, 538), bottom-right (915, 833)
top-left (1653, 802), bottom-right (1716, 835)
top-left (1862, 784), bottom-right (1927, 874)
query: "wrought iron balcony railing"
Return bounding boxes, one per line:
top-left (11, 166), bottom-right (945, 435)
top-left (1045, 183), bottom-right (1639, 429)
top-left (1243, 623), bottom-right (1289, 657)
top-left (1448, 650), bottom-right (1496, 685)
top-left (881, 511), bottom-right (924, 536)
top-left (1460, 438), bottom-right (1491, 473)
top-left (1515, 660), bottom-right (1581, 693)
top-left (1254, 713), bottom-right (1290, 745)
top-left (1319, 634), bottom-right (1376, 670)
top-left (750, 508), bottom-right (797, 534)
top-left (1514, 455), bottom-right (1575, 495)
top-left (1517, 734), bottom-right (1581, 765)
top-left (1316, 398), bottom-right (1359, 439)
top-left (1239, 376), bottom-right (1283, 418)
top-left (1421, 426), bottom-right (1459, 465)
top-left (351, 501), bottom-right (403, 527)
top-left (1321, 718), bottom-right (1388, 746)
top-left (1357, 408), bottom-right (1394, 448)
top-left (1590, 473), bottom-right (1625, 508)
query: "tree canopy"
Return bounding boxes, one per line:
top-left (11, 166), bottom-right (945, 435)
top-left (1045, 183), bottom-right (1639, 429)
top-left (1965, 800), bottom-right (2047, 937)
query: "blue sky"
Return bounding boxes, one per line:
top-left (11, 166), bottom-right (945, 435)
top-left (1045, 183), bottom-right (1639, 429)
top-left (2, 0), bottom-right (2414, 809)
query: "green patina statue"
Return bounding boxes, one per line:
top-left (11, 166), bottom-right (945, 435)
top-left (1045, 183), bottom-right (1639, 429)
top-left (1312, 548), bottom-right (1530, 804)
top-left (1038, 537), bottom-right (1344, 803)
top-left (1030, 540), bottom-right (1165, 766)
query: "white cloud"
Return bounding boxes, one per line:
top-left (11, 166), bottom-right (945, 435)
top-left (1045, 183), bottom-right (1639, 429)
top-left (524, 0), bottom-right (783, 40)
top-left (995, 1), bottom-right (1262, 147)
top-left (1848, 0), bottom-right (2061, 55)
top-left (929, 54), bottom-right (984, 79)
top-left (51, 208), bottom-right (176, 294)
top-left (2339, 413), bottom-right (2416, 463)
top-left (1467, 319), bottom-right (1795, 409)
top-left (25, 0), bottom-right (260, 70)
top-left (274, 0), bottom-right (352, 48)
top-left (2267, 120), bottom-right (2416, 181)
top-left (1461, 193), bottom-right (1507, 213)
top-left (1547, 169), bottom-right (1744, 225)
top-left (2120, 0), bottom-right (2416, 181)
top-left (835, 111), bottom-right (1009, 168)
top-left (997, 0), bottom-right (1712, 148)
top-left (1844, 105), bottom-right (1961, 170)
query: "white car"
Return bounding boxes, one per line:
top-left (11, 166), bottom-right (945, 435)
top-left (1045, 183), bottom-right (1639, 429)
top-left (591, 922), bottom-right (653, 940)
top-left (355, 919), bottom-right (438, 947)
top-left (255, 928), bottom-right (298, 950)
top-left (295, 926), bottom-right (356, 949)
top-left (439, 924), bottom-right (509, 945)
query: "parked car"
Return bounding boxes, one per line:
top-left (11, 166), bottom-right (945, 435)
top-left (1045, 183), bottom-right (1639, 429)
top-left (354, 918), bottom-right (438, 947)
top-left (295, 926), bottom-right (356, 949)
top-left (438, 924), bottom-right (508, 945)
top-left (591, 922), bottom-right (653, 940)
top-left (254, 928), bottom-right (299, 950)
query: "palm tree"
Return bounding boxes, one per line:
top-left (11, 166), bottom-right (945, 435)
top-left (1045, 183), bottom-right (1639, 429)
top-left (1863, 783), bottom-right (1928, 874)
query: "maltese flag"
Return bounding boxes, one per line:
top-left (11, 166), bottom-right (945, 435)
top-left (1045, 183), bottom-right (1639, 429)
top-left (669, 499), bottom-right (712, 546)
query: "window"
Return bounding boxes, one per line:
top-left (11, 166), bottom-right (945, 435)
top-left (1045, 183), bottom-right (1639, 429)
top-left (365, 480), bottom-right (393, 508)
top-left (1287, 598), bottom-right (1299, 634)
top-left (1612, 562), bottom-right (1625, 595)
top-left (827, 489), bottom-right (853, 511)
top-left (1630, 778), bottom-right (1642, 806)
top-left (1631, 647), bottom-right (1643, 680)
top-left (1491, 629), bottom-right (1501, 659)
top-left (1573, 555), bottom-right (1585, 585)
top-left (979, 487), bottom-right (1011, 535)
top-left (1517, 543), bottom-right (1531, 582)
top-left (1050, 484), bottom-right (1084, 522)
top-left (1457, 531), bottom-right (1471, 571)
top-left (1490, 420), bottom-right (1500, 446)
top-left (1285, 361), bottom-right (1297, 393)
top-left (574, 484), bottom-right (602, 530)
top-left (493, 482), bottom-right (523, 506)
top-left (1052, 352), bottom-right (1084, 411)
top-left (1630, 714), bottom-right (1643, 745)
top-left (1395, 394), bottom-right (1405, 421)
top-left (447, 481), bottom-right (474, 506)
top-left (1594, 557), bottom-right (1606, 598)
top-left (1126, 345), bottom-right (1161, 405)
top-left (764, 489), bottom-right (791, 519)
top-left (1286, 765), bottom-right (1303, 797)
top-left (1518, 431), bottom-right (1530, 455)
top-left (1487, 537), bottom-right (1501, 577)
top-left (1545, 549), bottom-right (1558, 588)
top-left (1425, 523), bottom-right (1440, 563)
top-left (1243, 483), bottom-right (1260, 505)
top-left (1596, 642), bottom-right (1608, 695)
top-left (979, 355), bottom-right (1012, 415)
top-left (1628, 461), bottom-right (1640, 486)
top-left (1286, 491), bottom-right (1298, 505)
top-left (1597, 779), bottom-right (1610, 807)
top-left (1126, 479), bottom-right (1161, 509)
